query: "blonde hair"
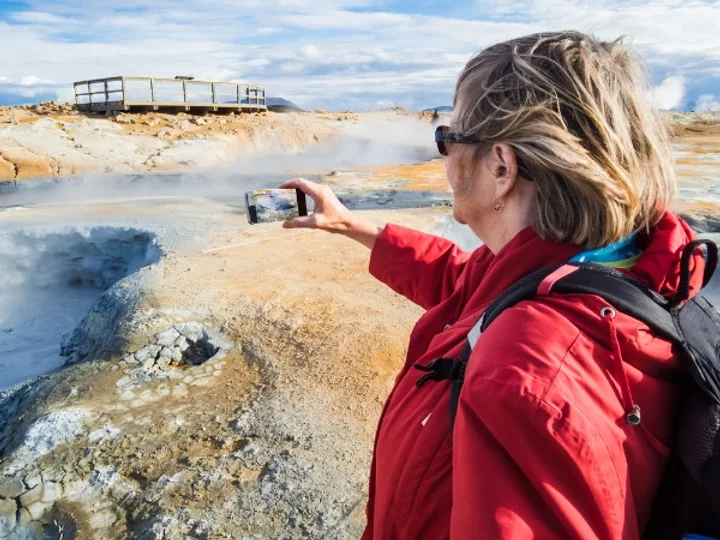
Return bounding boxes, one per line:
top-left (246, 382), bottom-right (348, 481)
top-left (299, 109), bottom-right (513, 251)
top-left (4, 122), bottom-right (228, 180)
top-left (455, 31), bottom-right (676, 248)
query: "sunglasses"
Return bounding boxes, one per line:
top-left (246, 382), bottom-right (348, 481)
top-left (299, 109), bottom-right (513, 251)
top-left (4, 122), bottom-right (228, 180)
top-left (434, 125), bottom-right (481, 156)
top-left (434, 125), bottom-right (533, 180)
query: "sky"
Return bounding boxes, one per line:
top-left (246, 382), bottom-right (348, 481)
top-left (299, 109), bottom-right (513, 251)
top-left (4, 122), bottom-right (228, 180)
top-left (0, 0), bottom-right (719, 112)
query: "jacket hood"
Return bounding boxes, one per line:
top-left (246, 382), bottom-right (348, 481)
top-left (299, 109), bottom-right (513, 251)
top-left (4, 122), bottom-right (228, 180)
top-left (629, 210), bottom-right (703, 299)
top-left (458, 209), bottom-right (703, 319)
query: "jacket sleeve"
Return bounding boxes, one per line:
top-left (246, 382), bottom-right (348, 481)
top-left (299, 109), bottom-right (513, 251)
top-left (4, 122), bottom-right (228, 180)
top-left (451, 376), bottom-right (626, 540)
top-left (368, 223), bottom-right (473, 310)
top-left (450, 299), bottom-right (639, 540)
top-left (450, 331), bottom-right (629, 540)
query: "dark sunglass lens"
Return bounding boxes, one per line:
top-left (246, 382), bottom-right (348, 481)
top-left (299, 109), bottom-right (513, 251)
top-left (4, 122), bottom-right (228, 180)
top-left (435, 125), bottom-right (449, 155)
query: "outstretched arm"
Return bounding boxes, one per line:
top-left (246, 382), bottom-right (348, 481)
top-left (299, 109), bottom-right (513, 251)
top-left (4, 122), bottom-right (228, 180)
top-left (280, 178), bottom-right (472, 309)
top-left (368, 223), bottom-right (471, 309)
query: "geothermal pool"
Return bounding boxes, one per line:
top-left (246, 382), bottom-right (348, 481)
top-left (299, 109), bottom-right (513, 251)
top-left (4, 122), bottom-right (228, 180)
top-left (0, 226), bottom-right (160, 390)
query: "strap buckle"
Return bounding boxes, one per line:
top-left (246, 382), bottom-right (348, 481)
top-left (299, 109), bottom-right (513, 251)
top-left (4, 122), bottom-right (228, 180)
top-left (412, 357), bottom-right (463, 388)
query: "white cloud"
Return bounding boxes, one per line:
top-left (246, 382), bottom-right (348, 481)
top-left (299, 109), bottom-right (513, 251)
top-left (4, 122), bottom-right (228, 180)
top-left (255, 27), bottom-right (283, 36)
top-left (300, 44), bottom-right (321, 60)
top-left (246, 59), bottom-right (271, 67)
top-left (695, 94), bottom-right (720, 113)
top-left (11, 86), bottom-right (50, 98)
top-left (10, 11), bottom-right (74, 25)
top-left (477, 0), bottom-right (720, 58)
top-left (20, 75), bottom-right (55, 86)
top-left (648, 76), bottom-right (686, 110)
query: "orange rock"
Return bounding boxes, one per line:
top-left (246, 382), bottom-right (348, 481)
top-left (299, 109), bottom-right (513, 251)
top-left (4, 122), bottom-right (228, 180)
top-left (0, 147), bottom-right (54, 179)
top-left (0, 156), bottom-right (16, 180)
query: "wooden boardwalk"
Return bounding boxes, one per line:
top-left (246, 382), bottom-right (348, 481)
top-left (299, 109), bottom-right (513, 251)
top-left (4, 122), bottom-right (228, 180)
top-left (74, 76), bottom-right (267, 113)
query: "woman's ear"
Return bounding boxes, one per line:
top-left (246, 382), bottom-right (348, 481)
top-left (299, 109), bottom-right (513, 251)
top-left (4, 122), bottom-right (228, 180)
top-left (490, 142), bottom-right (519, 201)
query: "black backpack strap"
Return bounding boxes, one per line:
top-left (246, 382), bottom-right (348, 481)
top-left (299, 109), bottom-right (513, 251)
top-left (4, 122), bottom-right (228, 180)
top-left (670, 239), bottom-right (718, 308)
top-left (481, 263), bottom-right (680, 343)
top-left (412, 262), bottom-right (682, 434)
top-left (412, 342), bottom-right (471, 430)
top-left (480, 261), bottom-right (720, 408)
top-left (449, 342), bottom-right (472, 429)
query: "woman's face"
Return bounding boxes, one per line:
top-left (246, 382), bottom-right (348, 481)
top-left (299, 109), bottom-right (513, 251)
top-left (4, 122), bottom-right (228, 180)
top-left (443, 107), bottom-right (495, 229)
top-left (442, 90), bottom-right (537, 252)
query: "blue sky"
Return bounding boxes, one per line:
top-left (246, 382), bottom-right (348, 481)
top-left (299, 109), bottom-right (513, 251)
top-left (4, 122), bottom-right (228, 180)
top-left (0, 0), bottom-right (719, 111)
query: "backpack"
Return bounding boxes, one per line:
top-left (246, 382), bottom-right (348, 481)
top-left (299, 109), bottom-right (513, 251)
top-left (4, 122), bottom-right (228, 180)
top-left (411, 239), bottom-right (720, 539)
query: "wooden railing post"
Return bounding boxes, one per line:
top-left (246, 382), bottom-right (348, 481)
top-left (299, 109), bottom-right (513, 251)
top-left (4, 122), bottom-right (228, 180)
top-left (183, 80), bottom-right (187, 104)
top-left (121, 77), bottom-right (126, 109)
top-left (237, 83), bottom-right (241, 105)
top-left (104, 79), bottom-right (109, 105)
top-left (211, 82), bottom-right (216, 104)
top-left (150, 78), bottom-right (155, 103)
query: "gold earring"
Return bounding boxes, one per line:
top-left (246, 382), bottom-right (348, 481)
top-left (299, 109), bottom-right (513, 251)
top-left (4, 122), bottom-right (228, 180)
top-left (494, 201), bottom-right (505, 211)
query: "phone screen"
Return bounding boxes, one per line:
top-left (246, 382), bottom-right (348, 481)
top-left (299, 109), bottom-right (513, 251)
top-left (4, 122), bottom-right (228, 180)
top-left (245, 189), bottom-right (308, 224)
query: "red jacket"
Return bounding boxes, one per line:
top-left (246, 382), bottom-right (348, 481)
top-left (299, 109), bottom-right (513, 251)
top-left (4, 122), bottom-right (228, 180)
top-left (363, 211), bottom-right (704, 540)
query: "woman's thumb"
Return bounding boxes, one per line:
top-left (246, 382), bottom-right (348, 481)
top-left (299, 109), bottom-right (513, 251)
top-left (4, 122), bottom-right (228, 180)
top-left (282, 215), bottom-right (315, 229)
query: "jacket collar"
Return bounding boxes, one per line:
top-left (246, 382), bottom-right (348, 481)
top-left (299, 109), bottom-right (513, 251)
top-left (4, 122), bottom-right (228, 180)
top-left (459, 226), bottom-right (581, 318)
top-left (630, 210), bottom-right (699, 298)
top-left (458, 210), bottom-right (698, 319)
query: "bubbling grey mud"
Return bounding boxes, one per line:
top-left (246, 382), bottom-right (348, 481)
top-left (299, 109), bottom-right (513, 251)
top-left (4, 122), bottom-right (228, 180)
top-left (0, 226), bottom-right (161, 391)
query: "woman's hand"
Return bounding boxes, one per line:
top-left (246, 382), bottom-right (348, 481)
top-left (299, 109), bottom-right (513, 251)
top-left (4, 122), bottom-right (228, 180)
top-left (278, 178), bottom-right (352, 232)
top-left (278, 178), bottom-right (383, 250)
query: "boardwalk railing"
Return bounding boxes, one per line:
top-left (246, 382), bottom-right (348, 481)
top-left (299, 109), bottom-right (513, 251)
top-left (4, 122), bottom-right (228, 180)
top-left (74, 76), bottom-right (267, 113)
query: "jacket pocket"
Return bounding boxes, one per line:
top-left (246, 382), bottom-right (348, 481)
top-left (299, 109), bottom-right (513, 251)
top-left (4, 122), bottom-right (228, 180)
top-left (391, 390), bottom-right (453, 520)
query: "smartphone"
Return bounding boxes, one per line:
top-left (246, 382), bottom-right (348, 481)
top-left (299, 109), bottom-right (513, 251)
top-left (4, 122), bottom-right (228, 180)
top-left (245, 188), bottom-right (309, 224)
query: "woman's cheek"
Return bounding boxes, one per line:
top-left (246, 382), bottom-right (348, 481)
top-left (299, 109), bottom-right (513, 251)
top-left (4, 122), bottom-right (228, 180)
top-left (444, 159), bottom-right (456, 193)
top-left (445, 154), bottom-right (467, 194)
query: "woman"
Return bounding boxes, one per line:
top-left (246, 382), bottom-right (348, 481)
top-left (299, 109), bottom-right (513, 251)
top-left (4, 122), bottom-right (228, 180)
top-left (280, 31), bottom-right (704, 539)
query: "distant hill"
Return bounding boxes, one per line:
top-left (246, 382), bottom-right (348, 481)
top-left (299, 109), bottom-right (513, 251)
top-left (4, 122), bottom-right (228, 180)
top-left (0, 92), bottom-right (58, 107)
top-left (422, 106), bottom-right (453, 112)
top-left (267, 97), bottom-right (304, 112)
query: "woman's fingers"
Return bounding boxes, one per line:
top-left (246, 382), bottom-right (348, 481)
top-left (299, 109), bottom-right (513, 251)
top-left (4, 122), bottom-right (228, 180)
top-left (278, 177), bottom-right (351, 233)
top-left (282, 215), bottom-right (316, 229)
top-left (277, 178), bottom-right (301, 189)
top-left (278, 178), bottom-right (324, 200)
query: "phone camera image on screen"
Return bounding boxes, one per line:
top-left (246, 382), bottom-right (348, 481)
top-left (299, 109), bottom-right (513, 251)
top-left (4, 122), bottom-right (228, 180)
top-left (245, 189), bottom-right (309, 224)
